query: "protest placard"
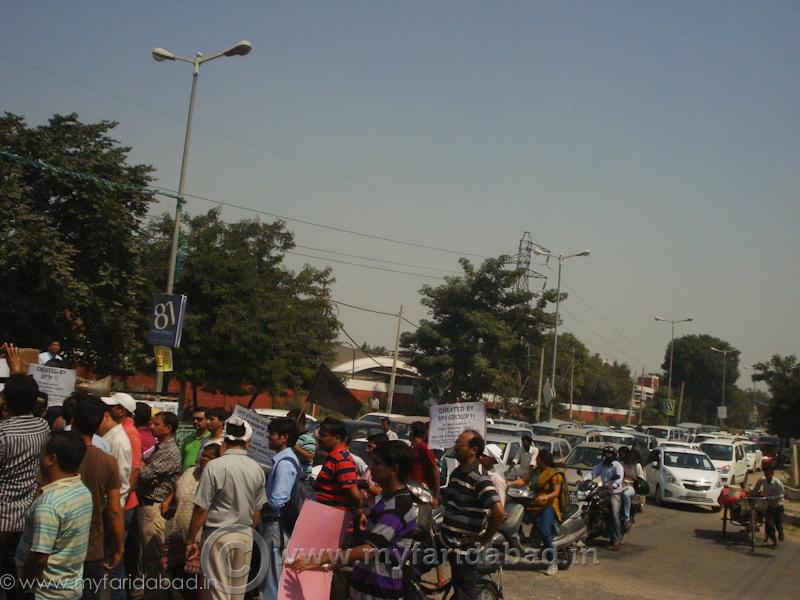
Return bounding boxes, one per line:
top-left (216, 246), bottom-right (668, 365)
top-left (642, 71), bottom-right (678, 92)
top-left (27, 364), bottom-right (77, 407)
top-left (232, 404), bottom-right (274, 467)
top-left (428, 401), bottom-right (487, 450)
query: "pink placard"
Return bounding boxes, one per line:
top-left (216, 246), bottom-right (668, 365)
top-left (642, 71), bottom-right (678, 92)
top-left (278, 500), bottom-right (352, 600)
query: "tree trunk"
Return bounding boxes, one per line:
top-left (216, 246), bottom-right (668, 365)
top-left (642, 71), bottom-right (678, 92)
top-left (247, 391), bottom-right (260, 409)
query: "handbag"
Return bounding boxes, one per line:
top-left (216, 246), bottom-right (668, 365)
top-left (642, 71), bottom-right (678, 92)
top-left (633, 476), bottom-right (650, 495)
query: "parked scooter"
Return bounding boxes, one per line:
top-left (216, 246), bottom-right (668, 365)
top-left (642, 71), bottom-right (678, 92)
top-left (495, 486), bottom-right (588, 570)
top-left (405, 482), bottom-right (504, 599)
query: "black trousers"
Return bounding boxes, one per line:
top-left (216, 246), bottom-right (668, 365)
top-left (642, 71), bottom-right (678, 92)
top-left (81, 559), bottom-right (105, 600)
top-left (765, 506), bottom-right (784, 542)
top-left (448, 552), bottom-right (480, 600)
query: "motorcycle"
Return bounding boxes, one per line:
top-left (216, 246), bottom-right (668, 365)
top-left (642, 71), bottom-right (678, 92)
top-left (404, 482), bottom-right (504, 599)
top-left (576, 477), bottom-right (633, 543)
top-left (495, 486), bottom-right (588, 570)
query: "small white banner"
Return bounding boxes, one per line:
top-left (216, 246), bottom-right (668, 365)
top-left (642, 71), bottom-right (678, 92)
top-left (428, 401), bottom-right (487, 450)
top-left (27, 364), bottom-right (77, 407)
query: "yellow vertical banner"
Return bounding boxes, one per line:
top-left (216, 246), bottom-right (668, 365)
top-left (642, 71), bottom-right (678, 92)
top-left (154, 346), bottom-right (173, 372)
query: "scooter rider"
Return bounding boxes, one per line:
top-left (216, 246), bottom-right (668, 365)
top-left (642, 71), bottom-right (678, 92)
top-left (591, 446), bottom-right (625, 550)
top-left (617, 446), bottom-right (643, 526)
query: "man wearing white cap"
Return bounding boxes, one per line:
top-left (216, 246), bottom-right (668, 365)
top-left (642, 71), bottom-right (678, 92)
top-left (480, 444), bottom-right (507, 506)
top-left (186, 416), bottom-right (267, 600)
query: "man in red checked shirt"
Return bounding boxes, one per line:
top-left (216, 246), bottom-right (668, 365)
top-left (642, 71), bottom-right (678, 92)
top-left (313, 418), bottom-right (365, 600)
top-left (408, 420), bottom-right (441, 507)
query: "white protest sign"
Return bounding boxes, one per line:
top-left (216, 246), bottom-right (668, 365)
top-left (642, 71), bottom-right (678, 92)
top-left (233, 404), bottom-right (275, 467)
top-left (428, 401), bottom-right (487, 450)
top-left (27, 364), bottom-right (77, 407)
top-left (141, 400), bottom-right (180, 415)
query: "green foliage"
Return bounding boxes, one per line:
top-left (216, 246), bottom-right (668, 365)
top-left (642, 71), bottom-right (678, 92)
top-left (360, 342), bottom-right (389, 356)
top-left (0, 113), bottom-right (155, 371)
top-left (662, 334), bottom-right (740, 425)
top-left (140, 209), bottom-right (338, 398)
top-left (752, 355), bottom-right (800, 438)
top-left (400, 257), bottom-right (556, 403)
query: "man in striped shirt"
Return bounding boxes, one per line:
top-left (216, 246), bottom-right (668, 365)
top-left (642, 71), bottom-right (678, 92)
top-left (16, 431), bottom-right (93, 600)
top-left (313, 418), bottom-right (364, 599)
top-left (292, 441), bottom-right (418, 600)
top-left (0, 367), bottom-right (51, 599)
top-left (438, 430), bottom-right (505, 600)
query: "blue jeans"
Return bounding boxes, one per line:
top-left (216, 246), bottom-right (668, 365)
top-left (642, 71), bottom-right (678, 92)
top-left (622, 487), bottom-right (635, 521)
top-left (260, 520), bottom-right (287, 600)
top-left (534, 507), bottom-right (556, 564)
top-left (109, 508), bottom-right (135, 600)
top-left (609, 493), bottom-right (623, 544)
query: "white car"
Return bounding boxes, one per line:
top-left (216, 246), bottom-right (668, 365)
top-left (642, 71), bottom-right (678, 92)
top-left (742, 442), bottom-right (763, 473)
top-left (660, 441), bottom-right (701, 450)
top-left (644, 447), bottom-right (722, 509)
top-left (698, 439), bottom-right (749, 485)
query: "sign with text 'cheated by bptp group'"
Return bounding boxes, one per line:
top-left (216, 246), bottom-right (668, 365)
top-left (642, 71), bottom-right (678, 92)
top-left (147, 294), bottom-right (187, 348)
top-left (427, 401), bottom-right (487, 450)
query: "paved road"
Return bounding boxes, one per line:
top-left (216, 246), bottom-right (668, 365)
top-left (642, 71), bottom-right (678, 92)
top-left (501, 502), bottom-right (799, 600)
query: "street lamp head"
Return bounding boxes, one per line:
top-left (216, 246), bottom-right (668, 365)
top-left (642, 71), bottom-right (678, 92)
top-left (532, 247), bottom-right (549, 257)
top-left (152, 47), bottom-right (176, 62)
top-left (223, 40), bottom-right (252, 57)
top-left (683, 318), bottom-right (694, 322)
top-left (654, 316), bottom-right (664, 322)
top-left (577, 249), bottom-right (591, 257)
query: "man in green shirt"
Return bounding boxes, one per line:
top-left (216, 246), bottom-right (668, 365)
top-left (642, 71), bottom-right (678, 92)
top-left (180, 407), bottom-right (209, 471)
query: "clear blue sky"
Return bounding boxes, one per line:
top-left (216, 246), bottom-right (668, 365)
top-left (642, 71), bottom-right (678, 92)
top-left (2, 1), bottom-right (798, 385)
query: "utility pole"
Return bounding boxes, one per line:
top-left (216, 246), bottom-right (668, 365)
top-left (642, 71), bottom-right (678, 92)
top-left (568, 348), bottom-right (575, 419)
top-left (386, 305), bottom-right (403, 414)
top-left (677, 381), bottom-right (685, 423)
top-left (638, 366), bottom-right (646, 425)
top-left (627, 374), bottom-right (636, 425)
top-left (535, 348), bottom-right (545, 422)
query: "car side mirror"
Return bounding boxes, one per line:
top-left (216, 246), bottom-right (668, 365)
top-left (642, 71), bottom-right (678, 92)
top-left (650, 461), bottom-right (659, 469)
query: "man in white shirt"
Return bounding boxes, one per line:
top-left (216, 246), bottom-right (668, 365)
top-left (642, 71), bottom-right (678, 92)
top-left (753, 464), bottom-right (785, 547)
top-left (381, 417), bottom-right (398, 441)
top-left (480, 444), bottom-right (507, 506)
top-left (38, 340), bottom-right (63, 364)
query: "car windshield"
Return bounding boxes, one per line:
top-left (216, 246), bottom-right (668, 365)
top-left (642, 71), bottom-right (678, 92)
top-left (532, 440), bottom-right (552, 453)
top-left (349, 440), bottom-right (370, 464)
top-left (600, 434), bottom-right (631, 443)
top-left (566, 446), bottom-right (603, 468)
top-left (650, 428), bottom-right (668, 439)
top-left (744, 444), bottom-right (758, 453)
top-left (700, 444), bottom-right (733, 461)
top-left (664, 452), bottom-right (715, 471)
top-left (556, 433), bottom-right (585, 447)
top-left (532, 425), bottom-right (556, 436)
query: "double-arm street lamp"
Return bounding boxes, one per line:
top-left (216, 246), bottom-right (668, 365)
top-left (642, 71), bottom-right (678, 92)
top-left (152, 40), bottom-right (251, 391)
top-left (710, 345), bottom-right (738, 427)
top-left (533, 247), bottom-right (591, 418)
top-left (654, 316), bottom-right (693, 410)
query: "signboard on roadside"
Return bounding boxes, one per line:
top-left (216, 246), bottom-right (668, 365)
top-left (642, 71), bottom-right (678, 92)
top-left (662, 399), bottom-right (675, 416)
top-left (147, 294), bottom-right (187, 348)
top-left (717, 405), bottom-right (728, 420)
top-left (428, 401), bottom-right (487, 450)
top-left (233, 404), bottom-right (275, 467)
top-left (141, 400), bottom-right (180, 415)
top-left (27, 364), bottom-right (77, 407)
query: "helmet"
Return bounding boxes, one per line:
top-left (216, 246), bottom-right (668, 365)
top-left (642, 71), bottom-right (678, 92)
top-left (602, 445), bottom-right (617, 457)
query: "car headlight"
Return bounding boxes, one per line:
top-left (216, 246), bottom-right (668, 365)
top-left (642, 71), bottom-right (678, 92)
top-left (664, 468), bottom-right (679, 485)
top-left (718, 465), bottom-right (731, 473)
top-left (715, 479), bottom-right (723, 488)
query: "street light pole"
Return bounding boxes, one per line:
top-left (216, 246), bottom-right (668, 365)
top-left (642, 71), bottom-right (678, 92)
top-left (710, 346), bottom-right (737, 428)
top-left (655, 316), bottom-right (693, 417)
top-left (534, 247), bottom-right (590, 420)
top-left (152, 40), bottom-right (251, 392)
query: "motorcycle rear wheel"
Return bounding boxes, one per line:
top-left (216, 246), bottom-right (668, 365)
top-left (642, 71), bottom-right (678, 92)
top-left (557, 548), bottom-right (574, 571)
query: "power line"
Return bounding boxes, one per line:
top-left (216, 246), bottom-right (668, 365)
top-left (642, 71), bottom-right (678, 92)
top-left (337, 324), bottom-right (384, 368)
top-left (288, 251), bottom-right (443, 280)
top-left (295, 245), bottom-right (461, 274)
top-left (0, 51), bottom-right (522, 232)
top-left (333, 300), bottom-right (400, 318)
top-left (0, 150), bottom-right (493, 260)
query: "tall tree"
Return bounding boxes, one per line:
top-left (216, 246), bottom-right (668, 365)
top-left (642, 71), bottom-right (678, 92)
top-left (752, 354), bottom-right (799, 438)
top-left (0, 113), bottom-right (155, 371)
top-left (400, 257), bottom-right (557, 403)
top-left (664, 334), bottom-right (740, 425)
top-left (140, 210), bottom-right (338, 402)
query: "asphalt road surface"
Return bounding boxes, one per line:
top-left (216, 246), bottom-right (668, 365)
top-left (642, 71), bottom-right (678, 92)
top-left (501, 502), bottom-right (799, 600)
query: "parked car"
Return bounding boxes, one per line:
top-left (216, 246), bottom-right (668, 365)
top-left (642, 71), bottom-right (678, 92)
top-left (644, 446), bottom-right (722, 509)
top-left (648, 425), bottom-right (691, 445)
top-left (441, 433), bottom-right (522, 485)
top-left (698, 439), bottom-right (749, 485)
top-left (597, 431), bottom-right (635, 446)
top-left (530, 435), bottom-right (572, 463)
top-left (491, 418), bottom-right (531, 429)
top-left (531, 419), bottom-right (574, 436)
top-left (552, 427), bottom-right (604, 448)
top-left (742, 442), bottom-right (763, 473)
top-left (487, 423), bottom-right (534, 438)
top-left (561, 442), bottom-right (627, 492)
top-left (357, 412), bottom-right (429, 440)
top-left (660, 441), bottom-right (701, 450)
top-left (253, 408), bottom-right (317, 422)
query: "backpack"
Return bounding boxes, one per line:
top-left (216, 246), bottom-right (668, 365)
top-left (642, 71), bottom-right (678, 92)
top-left (273, 455), bottom-right (316, 535)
